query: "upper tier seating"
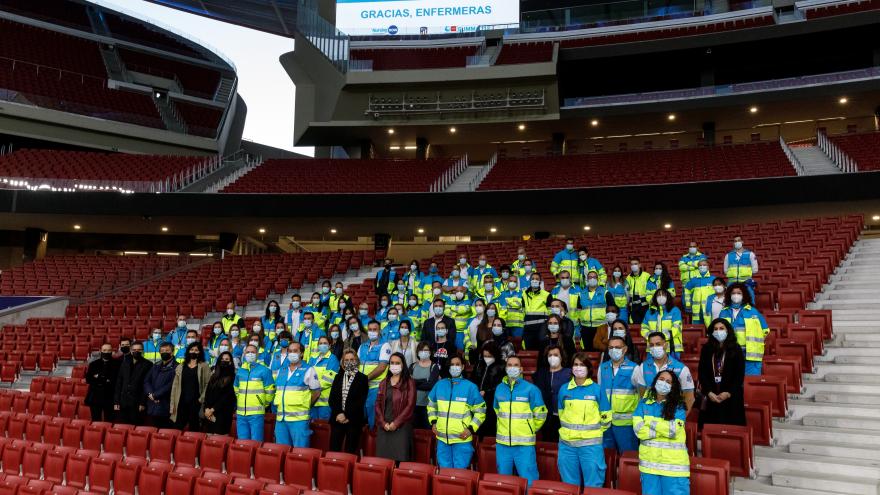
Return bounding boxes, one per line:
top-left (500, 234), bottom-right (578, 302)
top-left (478, 142), bottom-right (795, 190)
top-left (221, 158), bottom-right (459, 193)
top-left (802, 0), bottom-right (880, 18)
top-left (0, 0), bottom-right (91, 30)
top-left (350, 46), bottom-right (480, 70)
top-left (0, 150), bottom-right (207, 183)
top-left (0, 255), bottom-right (194, 298)
top-left (118, 48), bottom-right (222, 99)
top-left (172, 100), bottom-right (224, 138)
top-left (828, 131), bottom-right (880, 171)
top-left (104, 12), bottom-right (207, 60)
top-left (495, 42), bottom-right (554, 65)
top-left (0, 19), bottom-right (106, 78)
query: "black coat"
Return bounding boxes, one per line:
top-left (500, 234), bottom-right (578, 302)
top-left (421, 315), bottom-right (458, 347)
top-left (329, 371), bottom-right (369, 426)
top-left (114, 355), bottom-right (153, 408)
top-left (143, 360), bottom-right (177, 418)
top-left (203, 379), bottom-right (236, 434)
top-left (85, 358), bottom-right (120, 407)
top-left (470, 360), bottom-right (504, 436)
top-left (698, 344), bottom-right (746, 427)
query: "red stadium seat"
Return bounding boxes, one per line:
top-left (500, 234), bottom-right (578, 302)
top-left (529, 481), bottom-right (580, 495)
top-left (744, 401), bottom-right (773, 446)
top-left (176, 434), bottom-right (206, 468)
top-left (700, 424), bottom-right (754, 478)
top-left (227, 440), bottom-right (259, 479)
top-left (254, 443), bottom-right (289, 483)
top-left (352, 457), bottom-right (395, 495)
top-left (745, 376), bottom-right (788, 417)
top-left (317, 452), bottom-right (357, 495)
top-left (261, 485), bottom-right (303, 495)
top-left (432, 469), bottom-right (479, 495)
top-left (113, 458), bottom-right (147, 495)
top-left (476, 440), bottom-right (497, 475)
top-left (137, 462), bottom-right (171, 495)
top-left (284, 448), bottom-right (321, 488)
top-left (391, 463), bottom-right (434, 495)
top-left (690, 456), bottom-right (730, 495)
top-left (762, 356), bottom-right (803, 393)
top-left (87, 455), bottom-right (118, 494)
top-left (227, 478), bottom-right (266, 495)
top-left (616, 451), bottom-right (641, 494)
top-left (535, 442), bottom-right (560, 482)
top-left (165, 471), bottom-right (197, 495)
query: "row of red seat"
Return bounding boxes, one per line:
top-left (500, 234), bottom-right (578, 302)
top-left (350, 46), bottom-right (480, 71)
top-left (0, 0), bottom-right (91, 31)
top-left (495, 42), bottom-right (554, 65)
top-left (829, 130), bottom-right (880, 171)
top-left (0, 20), bottom-right (106, 78)
top-left (103, 12), bottom-right (207, 61)
top-left (478, 141), bottom-right (795, 190)
top-left (803, 0), bottom-right (880, 18)
top-left (173, 100), bottom-right (225, 138)
top-left (118, 49), bottom-right (221, 100)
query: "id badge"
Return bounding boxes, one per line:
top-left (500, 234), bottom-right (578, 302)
top-left (714, 376), bottom-right (722, 384)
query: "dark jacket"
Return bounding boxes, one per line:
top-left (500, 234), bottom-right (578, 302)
top-left (421, 315), bottom-right (458, 347)
top-left (85, 357), bottom-right (120, 407)
top-left (143, 359), bottom-right (177, 417)
top-left (532, 367), bottom-right (573, 415)
top-left (375, 376), bottom-right (416, 428)
top-left (375, 267), bottom-right (396, 296)
top-left (698, 343), bottom-right (746, 427)
top-left (329, 371), bottom-right (369, 425)
top-left (429, 339), bottom-right (458, 376)
top-left (410, 361), bottom-right (441, 394)
top-left (471, 360), bottom-right (504, 397)
top-left (114, 355), bottom-right (153, 409)
top-left (203, 378), bottom-right (236, 434)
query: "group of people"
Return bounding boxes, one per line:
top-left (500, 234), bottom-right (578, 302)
top-left (83, 236), bottom-right (768, 495)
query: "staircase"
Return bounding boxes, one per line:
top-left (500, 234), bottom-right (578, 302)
top-left (735, 235), bottom-right (880, 495)
top-left (153, 95), bottom-right (188, 134)
top-left (470, 44), bottom-right (501, 66)
top-left (214, 77), bottom-right (236, 103)
top-left (444, 166), bottom-right (486, 192)
top-left (790, 145), bottom-right (841, 175)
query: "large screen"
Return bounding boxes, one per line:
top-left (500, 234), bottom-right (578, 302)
top-left (335, 0), bottom-right (520, 36)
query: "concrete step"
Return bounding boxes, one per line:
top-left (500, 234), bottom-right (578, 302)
top-left (821, 289), bottom-right (878, 300)
top-left (813, 373), bottom-right (880, 384)
top-left (786, 400), bottom-right (880, 422)
top-left (834, 355), bottom-right (880, 365)
top-left (735, 477), bottom-right (837, 495)
top-left (810, 363), bottom-right (873, 379)
top-left (844, 333), bottom-right (880, 342)
top-left (754, 445), bottom-right (880, 479)
top-left (816, 347), bottom-right (880, 360)
top-left (822, 310), bottom-right (880, 321)
top-left (789, 439), bottom-right (880, 461)
top-left (812, 299), bottom-right (878, 310)
top-left (773, 421), bottom-right (880, 448)
top-left (827, 281), bottom-right (880, 291)
top-left (800, 382), bottom-right (880, 397)
top-left (814, 391), bottom-right (880, 405)
top-left (802, 414), bottom-right (880, 431)
top-left (771, 469), bottom-right (880, 495)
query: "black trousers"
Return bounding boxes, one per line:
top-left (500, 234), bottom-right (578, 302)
top-left (523, 319), bottom-right (545, 350)
top-left (330, 420), bottom-right (362, 455)
top-left (174, 400), bottom-right (202, 432)
top-left (581, 326), bottom-right (599, 352)
top-left (630, 304), bottom-right (648, 325)
top-left (116, 405), bottom-right (145, 426)
top-left (90, 404), bottom-right (114, 422)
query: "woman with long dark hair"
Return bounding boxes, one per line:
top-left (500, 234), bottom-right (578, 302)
top-left (470, 341), bottom-right (503, 438)
top-left (375, 352), bottom-right (416, 462)
top-left (170, 342), bottom-right (210, 431)
top-left (202, 351), bottom-right (236, 434)
top-left (262, 300), bottom-right (284, 339)
top-left (634, 370), bottom-right (690, 494)
top-left (698, 318), bottom-right (746, 427)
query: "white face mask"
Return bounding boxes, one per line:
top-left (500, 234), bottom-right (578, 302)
top-left (186, 338), bottom-right (196, 345)
top-left (560, 279), bottom-right (571, 288)
top-left (518, 254), bottom-right (525, 261)
top-left (291, 301), bottom-right (300, 309)
top-left (226, 309), bottom-right (234, 316)
top-left (269, 305), bottom-right (277, 312)
top-left (409, 299), bottom-right (418, 307)
top-left (418, 350), bottom-right (431, 360)
top-left (699, 265), bottom-right (709, 274)
top-left (612, 328), bottom-right (627, 338)
top-left (435, 328), bottom-right (447, 338)
top-left (548, 355), bottom-right (561, 367)
top-left (548, 324), bottom-right (560, 333)
top-left (550, 307), bottom-right (561, 316)
top-left (479, 260), bottom-right (487, 267)
top-left (605, 313), bottom-right (617, 323)
top-left (486, 309), bottom-right (496, 317)
top-left (368, 331), bottom-right (379, 341)
top-left (587, 278), bottom-right (598, 288)
top-left (230, 330), bottom-right (240, 338)
top-left (734, 241), bottom-right (743, 250)
top-left (433, 306), bottom-right (444, 316)
top-left (572, 365), bottom-right (588, 378)
top-left (714, 285), bottom-right (725, 295)
top-left (530, 280), bottom-right (540, 289)
top-left (475, 306), bottom-right (485, 315)
top-left (579, 254), bottom-right (587, 261)
top-left (459, 258), bottom-right (467, 265)
top-left (508, 282), bottom-right (517, 289)
top-left (731, 294), bottom-right (744, 305)
top-left (713, 329), bottom-right (728, 342)
top-left (484, 283), bottom-right (494, 292)
top-left (654, 268), bottom-right (663, 277)
top-left (253, 324), bottom-right (262, 332)
top-left (631, 265), bottom-right (640, 273)
top-left (484, 357), bottom-right (495, 366)
top-left (411, 264), bottom-right (418, 271)
top-left (389, 364), bottom-right (402, 375)
top-left (455, 292), bottom-right (464, 300)
top-left (218, 345), bottom-right (229, 353)
top-left (613, 271), bottom-right (622, 278)
top-left (388, 313), bottom-right (398, 321)
top-left (524, 265), bottom-right (533, 273)
top-left (689, 247), bottom-right (697, 254)
top-left (213, 327), bottom-right (222, 335)
top-left (311, 298), bottom-right (320, 305)
top-left (650, 345), bottom-right (666, 360)
top-left (449, 365), bottom-right (463, 378)
top-left (656, 296), bottom-right (668, 306)
top-left (492, 326), bottom-right (503, 336)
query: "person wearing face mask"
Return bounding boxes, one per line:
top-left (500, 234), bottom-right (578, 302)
top-left (375, 352), bottom-right (416, 461)
top-left (645, 262), bottom-right (676, 306)
top-left (411, 341), bottom-right (442, 429)
top-left (429, 322), bottom-right (458, 375)
top-left (444, 263), bottom-right (469, 292)
top-left (511, 246), bottom-right (529, 277)
top-left (679, 242), bottom-right (707, 289)
top-left (144, 342), bottom-right (178, 428)
top-left (605, 265), bottom-right (630, 325)
top-left (474, 275), bottom-right (501, 306)
top-left (698, 319), bottom-right (746, 428)
top-left (168, 315), bottom-right (191, 354)
top-left (262, 300), bottom-right (284, 338)
top-left (344, 317), bottom-right (365, 352)
top-left (175, 330), bottom-right (204, 364)
top-left (268, 331), bottom-right (294, 378)
top-left (474, 302), bottom-right (502, 360)
top-left (303, 293), bottom-right (328, 330)
top-left (605, 318), bottom-right (639, 363)
top-left (578, 247), bottom-right (607, 286)
top-left (114, 340), bottom-right (153, 425)
top-left (532, 345), bottom-right (572, 443)
top-left (463, 299), bottom-right (487, 359)
top-left (170, 342), bottom-right (210, 431)
top-left (523, 273), bottom-right (553, 351)
top-left (329, 350), bottom-right (369, 454)
top-left (719, 283), bottom-right (769, 376)
top-left (356, 303), bottom-right (373, 329)
top-left (542, 313), bottom-right (576, 362)
top-left (632, 333), bottom-right (695, 412)
top-left (641, 289), bottom-right (683, 359)
top-left (207, 321), bottom-right (227, 354)
top-left (634, 370), bottom-right (690, 495)
top-left (724, 235), bottom-right (758, 301)
top-left (273, 342), bottom-right (321, 447)
top-left (420, 265), bottom-right (444, 302)
top-left (380, 307), bottom-right (404, 342)
top-left (233, 344), bottom-right (276, 440)
top-left (143, 328), bottom-right (165, 364)
top-left (551, 237), bottom-right (582, 286)
top-left (203, 351), bottom-right (236, 434)
top-left (390, 279), bottom-right (412, 307)
top-left (580, 270), bottom-right (614, 352)
top-left (326, 324), bottom-right (345, 360)
top-left (557, 354), bottom-right (611, 488)
top-left (319, 280), bottom-right (333, 307)
top-left (227, 325), bottom-right (245, 366)
top-left (376, 296), bottom-right (393, 323)
top-left (494, 356), bottom-right (547, 487)
top-left (403, 259), bottom-right (423, 295)
top-left (469, 342), bottom-right (504, 438)
top-left (308, 335), bottom-right (340, 421)
top-left (470, 254), bottom-right (499, 289)
top-left (404, 295), bottom-right (424, 338)
top-left (684, 260), bottom-right (715, 324)
top-left (390, 320), bottom-right (418, 366)
top-left (295, 312), bottom-right (326, 363)
top-left (329, 283), bottom-right (352, 314)
top-left (375, 258), bottom-right (397, 297)
top-left (86, 343), bottom-right (121, 422)
top-left (421, 299), bottom-right (457, 346)
top-left (597, 336), bottom-right (640, 453)
top-left (499, 275), bottom-right (525, 340)
top-left (428, 355), bottom-right (487, 468)
top-left (222, 302), bottom-right (246, 338)
top-left (358, 320), bottom-right (393, 429)
top-left (626, 257), bottom-right (651, 325)
top-left (286, 294), bottom-right (304, 334)
top-left (211, 338), bottom-right (233, 368)
top-left (551, 270), bottom-right (581, 336)
top-left (704, 277), bottom-right (728, 326)
top-left (496, 266), bottom-right (512, 292)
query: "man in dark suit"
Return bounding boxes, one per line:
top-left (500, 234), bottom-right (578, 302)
top-left (374, 258), bottom-right (396, 296)
top-left (85, 343), bottom-right (121, 422)
top-left (421, 298), bottom-right (457, 347)
top-left (114, 339), bottom-right (154, 425)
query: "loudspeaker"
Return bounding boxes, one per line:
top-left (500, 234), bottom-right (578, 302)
top-left (374, 233), bottom-right (391, 252)
top-left (534, 231), bottom-right (550, 240)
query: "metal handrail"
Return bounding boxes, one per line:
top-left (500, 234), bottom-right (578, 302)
top-left (468, 152), bottom-right (497, 191)
top-left (817, 131), bottom-right (859, 173)
top-left (778, 136), bottom-right (804, 176)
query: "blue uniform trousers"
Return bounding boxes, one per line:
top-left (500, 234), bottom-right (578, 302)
top-left (274, 420), bottom-right (311, 447)
top-left (496, 444), bottom-right (539, 486)
top-left (236, 414), bottom-right (265, 441)
top-left (437, 440), bottom-right (474, 469)
top-left (557, 442), bottom-right (606, 488)
top-left (640, 473), bottom-right (690, 495)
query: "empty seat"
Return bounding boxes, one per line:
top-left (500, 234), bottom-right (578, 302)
top-left (529, 480), bottom-right (580, 495)
top-left (353, 457), bottom-right (395, 495)
top-left (284, 448), bottom-right (321, 488)
top-left (700, 424), bottom-right (753, 478)
top-left (254, 444), bottom-right (289, 483)
top-left (317, 452), bottom-right (357, 495)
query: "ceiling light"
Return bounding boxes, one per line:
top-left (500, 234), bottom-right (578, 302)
top-left (160, 226), bottom-right (168, 232)
top-left (518, 124), bottom-right (526, 131)
top-left (873, 215), bottom-right (880, 221)
top-left (449, 127), bottom-right (457, 134)
top-left (664, 223), bottom-right (672, 229)
top-left (749, 106), bottom-right (758, 114)
top-left (667, 114), bottom-right (676, 121)
top-left (489, 227), bottom-right (497, 233)
top-left (389, 146), bottom-right (400, 150)
top-left (73, 224), bottom-right (81, 230)
top-left (388, 128), bottom-right (395, 134)
top-left (417, 228), bottom-right (425, 234)
top-left (404, 145), bottom-right (417, 150)
top-left (583, 225), bottom-right (591, 231)
top-left (330, 228), bottom-right (337, 234)
top-left (590, 119), bottom-right (599, 127)
top-left (258, 228), bottom-right (266, 234)
top-left (839, 97), bottom-right (848, 104)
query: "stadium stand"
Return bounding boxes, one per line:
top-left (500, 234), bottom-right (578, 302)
top-left (478, 141), bottom-right (795, 190)
top-left (828, 131), bottom-right (880, 171)
top-left (103, 12), bottom-right (207, 60)
top-left (0, 255), bottom-right (195, 298)
top-left (801, 0), bottom-right (880, 18)
top-left (172, 100), bottom-right (225, 138)
top-left (495, 42), bottom-right (555, 65)
top-left (0, 150), bottom-right (209, 184)
top-left (0, 0), bottom-right (92, 30)
top-left (220, 158), bottom-right (463, 193)
top-left (0, 20), bottom-right (107, 78)
top-left (350, 46), bottom-right (481, 70)
top-left (117, 48), bottom-right (223, 99)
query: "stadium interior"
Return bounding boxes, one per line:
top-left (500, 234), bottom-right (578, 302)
top-left (0, 0), bottom-right (880, 494)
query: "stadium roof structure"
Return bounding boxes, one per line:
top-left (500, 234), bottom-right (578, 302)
top-left (144, 0), bottom-right (297, 37)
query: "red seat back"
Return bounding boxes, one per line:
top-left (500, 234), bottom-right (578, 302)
top-left (744, 376), bottom-right (788, 417)
top-left (535, 442), bottom-right (560, 482)
top-left (391, 464), bottom-right (433, 495)
top-left (353, 457), bottom-right (395, 495)
top-left (690, 456), bottom-right (730, 495)
top-left (529, 480), bottom-right (580, 495)
top-left (744, 400), bottom-right (773, 446)
top-left (284, 448), bottom-right (321, 488)
top-left (316, 452), bottom-right (356, 495)
top-left (616, 451), bottom-right (641, 494)
top-left (700, 424), bottom-right (753, 478)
